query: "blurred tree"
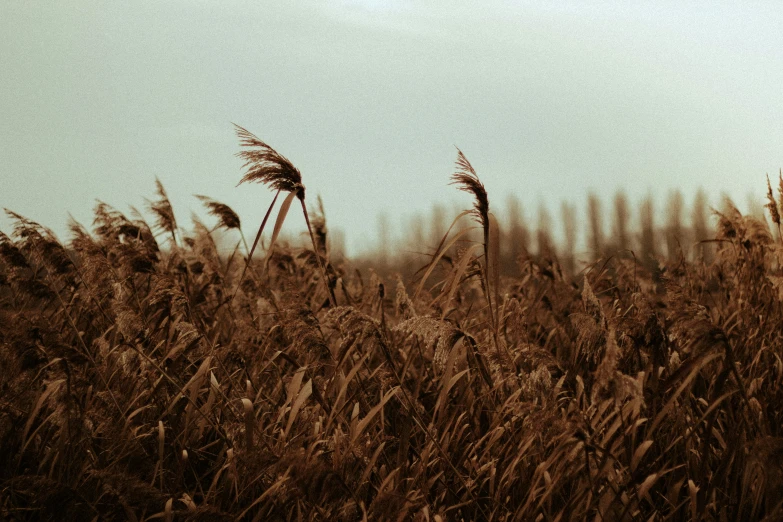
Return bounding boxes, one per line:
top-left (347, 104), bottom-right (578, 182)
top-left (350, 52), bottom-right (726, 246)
top-left (377, 212), bottom-right (391, 272)
top-left (537, 203), bottom-right (553, 258)
top-left (691, 189), bottom-right (712, 264)
top-left (330, 228), bottom-right (346, 259)
top-left (611, 191), bottom-right (630, 256)
top-left (502, 195), bottom-right (529, 275)
top-left (665, 190), bottom-right (684, 262)
top-left (428, 203), bottom-right (447, 252)
top-left (561, 201), bottom-right (577, 275)
top-left (587, 193), bottom-right (603, 261)
top-left (640, 195), bottom-right (657, 271)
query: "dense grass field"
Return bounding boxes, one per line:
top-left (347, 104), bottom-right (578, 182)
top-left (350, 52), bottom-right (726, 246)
top-left (2, 128), bottom-right (783, 521)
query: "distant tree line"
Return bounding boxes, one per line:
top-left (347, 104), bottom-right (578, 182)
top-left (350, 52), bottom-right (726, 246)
top-left (367, 189), bottom-right (731, 278)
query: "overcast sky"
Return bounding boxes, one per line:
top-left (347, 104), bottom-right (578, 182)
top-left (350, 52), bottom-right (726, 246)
top-left (2, 1), bottom-right (782, 255)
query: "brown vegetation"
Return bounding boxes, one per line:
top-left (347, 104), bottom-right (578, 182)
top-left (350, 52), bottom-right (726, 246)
top-left (1, 130), bottom-right (782, 520)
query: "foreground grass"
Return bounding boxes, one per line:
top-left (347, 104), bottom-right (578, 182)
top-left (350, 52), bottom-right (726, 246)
top-left (2, 136), bottom-right (783, 521)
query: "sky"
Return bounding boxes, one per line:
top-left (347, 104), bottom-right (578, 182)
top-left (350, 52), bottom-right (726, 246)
top-left (1, 1), bottom-right (782, 255)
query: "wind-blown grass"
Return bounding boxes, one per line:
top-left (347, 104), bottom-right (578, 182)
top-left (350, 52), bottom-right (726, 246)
top-left (1, 131), bottom-right (782, 520)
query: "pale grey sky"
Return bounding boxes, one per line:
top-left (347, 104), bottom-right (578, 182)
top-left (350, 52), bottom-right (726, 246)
top-left (1, 1), bottom-right (781, 255)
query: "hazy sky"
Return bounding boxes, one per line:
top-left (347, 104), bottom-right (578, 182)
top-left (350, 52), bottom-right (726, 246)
top-left (2, 1), bottom-right (782, 255)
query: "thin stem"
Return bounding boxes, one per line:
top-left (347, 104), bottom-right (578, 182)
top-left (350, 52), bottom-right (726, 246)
top-left (239, 229), bottom-right (251, 259)
top-left (231, 189), bottom-right (281, 301)
top-left (301, 199), bottom-right (337, 308)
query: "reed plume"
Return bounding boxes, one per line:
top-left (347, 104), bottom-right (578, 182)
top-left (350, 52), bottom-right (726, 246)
top-left (235, 125), bottom-right (304, 197)
top-left (777, 169), bottom-right (783, 225)
top-left (449, 149), bottom-right (504, 373)
top-left (451, 149), bottom-right (489, 234)
top-left (765, 174), bottom-right (781, 241)
top-left (232, 124), bottom-right (335, 306)
top-left (147, 178), bottom-right (178, 245)
top-left (195, 195), bottom-right (241, 231)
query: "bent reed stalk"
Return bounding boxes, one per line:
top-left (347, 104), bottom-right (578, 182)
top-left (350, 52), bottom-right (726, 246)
top-left (232, 125), bottom-right (336, 307)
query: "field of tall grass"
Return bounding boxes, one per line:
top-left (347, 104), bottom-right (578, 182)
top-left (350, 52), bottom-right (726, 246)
top-left (2, 127), bottom-right (783, 521)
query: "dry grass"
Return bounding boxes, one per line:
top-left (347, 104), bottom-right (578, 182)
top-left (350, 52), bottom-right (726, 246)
top-left (1, 129), bottom-right (783, 520)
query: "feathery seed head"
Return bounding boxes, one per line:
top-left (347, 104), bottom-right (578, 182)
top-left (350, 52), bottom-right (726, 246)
top-left (451, 149), bottom-right (489, 230)
top-left (234, 124), bottom-right (305, 200)
top-left (0, 230), bottom-right (30, 269)
top-left (778, 169), bottom-right (783, 222)
top-left (148, 178), bottom-right (178, 236)
top-left (592, 326), bottom-right (620, 402)
top-left (4, 210), bottom-right (73, 274)
top-left (195, 195), bottom-right (241, 230)
top-left (765, 174), bottom-right (780, 226)
top-left (581, 277), bottom-right (606, 330)
top-left (394, 276), bottom-right (416, 319)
